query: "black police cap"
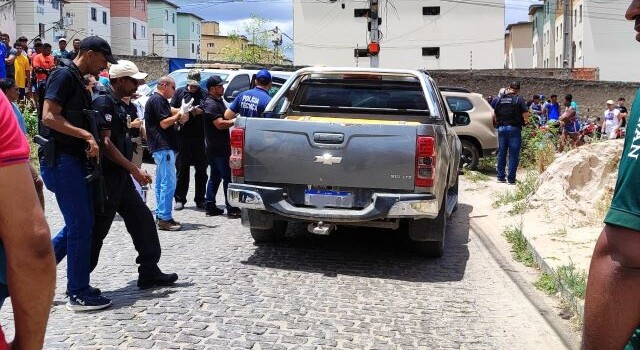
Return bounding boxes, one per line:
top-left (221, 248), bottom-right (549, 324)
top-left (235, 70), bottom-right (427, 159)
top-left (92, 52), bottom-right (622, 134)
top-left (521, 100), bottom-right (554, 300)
top-left (79, 36), bottom-right (117, 64)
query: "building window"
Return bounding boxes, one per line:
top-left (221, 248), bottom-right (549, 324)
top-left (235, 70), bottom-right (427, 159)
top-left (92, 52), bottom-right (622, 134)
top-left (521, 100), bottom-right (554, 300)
top-left (172, 36), bottom-right (175, 46)
top-left (91, 7), bottom-right (97, 21)
top-left (579, 5), bottom-right (583, 23)
top-left (133, 23), bottom-right (137, 39)
top-left (165, 36), bottom-right (168, 44)
top-left (134, 0), bottom-right (137, 7)
top-left (165, 9), bottom-right (168, 20)
top-left (133, 48), bottom-right (137, 56)
top-left (422, 47), bottom-right (440, 58)
top-left (102, 11), bottom-right (107, 25)
top-left (197, 24), bottom-right (200, 34)
top-left (38, 0), bottom-right (44, 4)
top-left (192, 22), bottom-right (195, 32)
top-left (207, 43), bottom-right (214, 48)
top-left (579, 41), bottom-right (582, 58)
top-left (191, 43), bottom-right (195, 53)
top-left (38, 23), bottom-right (45, 38)
top-left (172, 13), bottom-right (175, 23)
top-left (574, 10), bottom-right (577, 26)
top-left (141, 25), bottom-right (146, 39)
top-left (422, 7), bottom-right (440, 16)
top-left (142, 51), bottom-right (146, 56)
top-left (52, 0), bottom-right (59, 10)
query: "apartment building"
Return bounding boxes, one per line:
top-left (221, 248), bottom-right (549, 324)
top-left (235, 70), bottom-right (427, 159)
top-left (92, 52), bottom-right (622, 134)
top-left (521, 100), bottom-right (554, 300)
top-left (177, 12), bottom-right (203, 59)
top-left (65, 0), bottom-right (111, 41)
top-left (200, 21), bottom-right (250, 61)
top-left (505, 22), bottom-right (534, 69)
top-left (535, 0), bottom-right (638, 81)
top-left (293, 0), bottom-right (505, 69)
top-left (0, 0), bottom-right (16, 42)
top-left (16, 0), bottom-right (66, 43)
top-left (111, 0), bottom-right (149, 56)
top-left (530, 4), bottom-right (544, 68)
top-left (147, 0), bottom-right (178, 57)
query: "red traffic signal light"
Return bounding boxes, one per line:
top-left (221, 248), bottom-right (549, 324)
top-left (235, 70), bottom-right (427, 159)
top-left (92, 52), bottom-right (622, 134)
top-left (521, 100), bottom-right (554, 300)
top-left (368, 42), bottom-right (380, 56)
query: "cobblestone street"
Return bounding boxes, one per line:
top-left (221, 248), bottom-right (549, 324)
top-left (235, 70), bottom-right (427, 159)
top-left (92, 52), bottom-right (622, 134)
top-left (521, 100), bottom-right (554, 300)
top-left (0, 164), bottom-right (570, 349)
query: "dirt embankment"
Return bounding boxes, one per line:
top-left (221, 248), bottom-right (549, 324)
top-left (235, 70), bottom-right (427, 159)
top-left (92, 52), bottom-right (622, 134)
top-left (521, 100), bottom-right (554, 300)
top-left (529, 140), bottom-right (624, 227)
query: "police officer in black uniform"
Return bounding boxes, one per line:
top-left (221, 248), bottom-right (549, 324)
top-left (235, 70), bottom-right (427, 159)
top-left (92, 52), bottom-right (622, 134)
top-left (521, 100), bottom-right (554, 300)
top-left (170, 69), bottom-right (207, 210)
top-left (40, 36), bottom-right (115, 311)
top-left (91, 60), bottom-right (178, 290)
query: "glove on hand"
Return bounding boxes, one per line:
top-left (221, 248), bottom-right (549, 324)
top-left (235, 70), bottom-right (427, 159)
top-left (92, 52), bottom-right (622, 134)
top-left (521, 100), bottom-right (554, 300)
top-left (180, 98), bottom-right (194, 115)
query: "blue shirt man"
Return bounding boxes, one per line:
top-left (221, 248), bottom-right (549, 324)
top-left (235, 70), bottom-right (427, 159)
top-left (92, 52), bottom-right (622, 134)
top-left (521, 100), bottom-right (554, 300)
top-left (225, 69), bottom-right (273, 119)
top-left (0, 43), bottom-right (6, 79)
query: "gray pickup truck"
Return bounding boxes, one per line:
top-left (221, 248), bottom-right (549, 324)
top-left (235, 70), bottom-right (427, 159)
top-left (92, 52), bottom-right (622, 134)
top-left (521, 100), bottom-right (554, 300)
top-left (227, 67), bottom-right (470, 257)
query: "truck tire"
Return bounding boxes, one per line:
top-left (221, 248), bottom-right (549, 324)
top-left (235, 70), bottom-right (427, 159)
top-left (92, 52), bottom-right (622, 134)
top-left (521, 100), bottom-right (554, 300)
top-left (460, 140), bottom-right (480, 170)
top-left (250, 221), bottom-right (288, 244)
top-left (408, 196), bottom-right (447, 258)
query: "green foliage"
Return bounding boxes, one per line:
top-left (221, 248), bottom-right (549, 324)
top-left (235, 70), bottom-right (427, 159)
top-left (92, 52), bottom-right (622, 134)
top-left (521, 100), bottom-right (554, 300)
top-left (556, 263), bottom-right (587, 299)
top-left (476, 156), bottom-right (496, 174)
top-left (503, 224), bottom-right (535, 267)
top-left (493, 171), bottom-right (538, 209)
top-left (21, 107), bottom-right (39, 137)
top-left (535, 273), bottom-right (558, 295)
top-left (520, 121), bottom-right (559, 171)
top-left (463, 170), bottom-right (490, 183)
top-left (219, 14), bottom-right (287, 64)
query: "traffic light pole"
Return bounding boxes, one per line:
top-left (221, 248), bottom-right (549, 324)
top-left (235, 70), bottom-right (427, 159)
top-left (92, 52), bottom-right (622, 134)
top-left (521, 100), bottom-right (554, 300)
top-left (369, 0), bottom-right (379, 68)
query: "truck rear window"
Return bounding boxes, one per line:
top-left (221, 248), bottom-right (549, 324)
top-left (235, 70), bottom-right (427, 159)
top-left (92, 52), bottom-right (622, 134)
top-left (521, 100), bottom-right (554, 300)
top-left (293, 79), bottom-right (429, 116)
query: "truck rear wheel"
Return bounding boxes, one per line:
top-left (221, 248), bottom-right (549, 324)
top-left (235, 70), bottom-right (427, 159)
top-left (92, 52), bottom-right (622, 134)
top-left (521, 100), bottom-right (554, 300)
top-left (407, 196), bottom-right (447, 258)
top-left (250, 221), bottom-right (288, 244)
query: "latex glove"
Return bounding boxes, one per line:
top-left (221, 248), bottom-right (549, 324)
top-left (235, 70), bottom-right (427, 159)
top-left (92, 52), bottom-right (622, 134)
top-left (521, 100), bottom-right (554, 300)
top-left (179, 98), bottom-right (194, 116)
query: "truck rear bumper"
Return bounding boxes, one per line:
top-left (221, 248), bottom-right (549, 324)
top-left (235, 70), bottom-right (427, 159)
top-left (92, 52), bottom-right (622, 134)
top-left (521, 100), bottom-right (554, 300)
top-left (228, 183), bottom-right (439, 222)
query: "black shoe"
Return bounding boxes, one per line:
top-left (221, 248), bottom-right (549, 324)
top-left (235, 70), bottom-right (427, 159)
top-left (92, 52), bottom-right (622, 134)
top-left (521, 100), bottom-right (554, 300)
top-left (497, 178), bottom-right (507, 183)
top-left (137, 272), bottom-right (178, 290)
top-left (206, 207), bottom-right (224, 216)
top-left (195, 201), bottom-right (206, 209)
top-left (174, 202), bottom-right (185, 211)
top-left (226, 207), bottom-right (241, 218)
top-left (65, 285), bottom-right (101, 298)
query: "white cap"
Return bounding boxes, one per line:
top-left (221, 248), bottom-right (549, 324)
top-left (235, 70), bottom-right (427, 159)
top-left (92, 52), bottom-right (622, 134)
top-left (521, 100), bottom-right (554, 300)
top-left (606, 99), bottom-right (615, 105)
top-left (58, 37), bottom-right (67, 42)
top-left (109, 60), bottom-right (148, 80)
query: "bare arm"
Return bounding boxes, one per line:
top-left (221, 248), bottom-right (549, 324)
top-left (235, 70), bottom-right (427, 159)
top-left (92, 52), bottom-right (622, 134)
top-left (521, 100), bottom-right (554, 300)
top-left (0, 163), bottom-right (56, 350)
top-left (522, 111), bottom-right (530, 125)
top-left (100, 130), bottom-right (151, 185)
top-left (5, 53), bottom-right (15, 65)
top-left (42, 99), bottom-right (99, 158)
top-left (213, 117), bottom-right (235, 131)
top-left (224, 108), bottom-right (236, 120)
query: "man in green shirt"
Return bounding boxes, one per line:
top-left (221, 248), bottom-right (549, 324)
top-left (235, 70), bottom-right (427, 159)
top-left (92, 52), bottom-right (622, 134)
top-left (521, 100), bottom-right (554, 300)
top-left (582, 1), bottom-right (640, 348)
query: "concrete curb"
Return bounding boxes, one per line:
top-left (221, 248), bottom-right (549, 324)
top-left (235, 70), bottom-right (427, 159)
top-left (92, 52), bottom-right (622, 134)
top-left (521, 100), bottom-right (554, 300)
top-left (525, 232), bottom-right (585, 322)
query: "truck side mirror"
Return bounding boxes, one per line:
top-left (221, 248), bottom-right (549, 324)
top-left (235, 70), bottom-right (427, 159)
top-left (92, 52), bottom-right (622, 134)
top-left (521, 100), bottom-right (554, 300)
top-left (453, 111), bottom-right (471, 126)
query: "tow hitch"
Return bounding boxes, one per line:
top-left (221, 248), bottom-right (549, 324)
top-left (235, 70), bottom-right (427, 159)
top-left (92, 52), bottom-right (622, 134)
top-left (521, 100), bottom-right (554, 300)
top-left (308, 221), bottom-right (335, 235)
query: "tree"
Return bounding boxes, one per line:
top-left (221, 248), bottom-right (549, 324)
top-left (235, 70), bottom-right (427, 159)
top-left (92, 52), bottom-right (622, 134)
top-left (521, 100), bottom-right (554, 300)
top-left (219, 14), bottom-right (287, 64)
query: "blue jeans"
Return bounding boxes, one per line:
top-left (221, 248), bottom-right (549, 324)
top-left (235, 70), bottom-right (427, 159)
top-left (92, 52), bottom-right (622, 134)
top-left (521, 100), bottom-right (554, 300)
top-left (153, 149), bottom-right (177, 221)
top-left (205, 155), bottom-right (232, 210)
top-left (496, 125), bottom-right (522, 183)
top-left (41, 155), bottom-right (94, 295)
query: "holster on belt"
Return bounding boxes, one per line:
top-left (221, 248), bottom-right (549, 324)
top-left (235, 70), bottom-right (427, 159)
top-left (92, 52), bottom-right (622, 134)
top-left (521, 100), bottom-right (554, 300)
top-left (34, 135), bottom-right (56, 168)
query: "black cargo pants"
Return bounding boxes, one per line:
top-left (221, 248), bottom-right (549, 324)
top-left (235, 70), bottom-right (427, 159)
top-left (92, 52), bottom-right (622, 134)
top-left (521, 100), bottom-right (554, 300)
top-left (91, 170), bottom-right (162, 277)
top-left (174, 136), bottom-right (208, 205)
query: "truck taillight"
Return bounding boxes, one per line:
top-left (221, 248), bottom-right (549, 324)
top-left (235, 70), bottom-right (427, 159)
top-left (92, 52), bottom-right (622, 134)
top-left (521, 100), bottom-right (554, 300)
top-left (230, 128), bottom-right (245, 177)
top-left (415, 136), bottom-right (436, 187)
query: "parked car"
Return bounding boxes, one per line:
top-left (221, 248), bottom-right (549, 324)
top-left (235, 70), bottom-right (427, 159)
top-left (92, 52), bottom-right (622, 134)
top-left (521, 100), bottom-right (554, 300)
top-left (441, 89), bottom-right (498, 170)
top-left (227, 67), bottom-right (470, 257)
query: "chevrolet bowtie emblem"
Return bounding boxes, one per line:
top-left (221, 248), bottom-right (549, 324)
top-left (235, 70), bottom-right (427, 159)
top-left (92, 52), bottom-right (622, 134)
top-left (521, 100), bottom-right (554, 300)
top-left (314, 153), bottom-right (342, 165)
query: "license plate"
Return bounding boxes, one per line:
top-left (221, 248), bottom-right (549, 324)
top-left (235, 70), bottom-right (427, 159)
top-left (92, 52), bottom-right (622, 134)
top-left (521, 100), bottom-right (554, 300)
top-left (304, 189), bottom-right (353, 208)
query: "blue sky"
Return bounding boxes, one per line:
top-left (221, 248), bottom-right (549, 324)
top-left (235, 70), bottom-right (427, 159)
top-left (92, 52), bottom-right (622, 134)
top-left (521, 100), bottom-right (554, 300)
top-left (173, 0), bottom-right (541, 59)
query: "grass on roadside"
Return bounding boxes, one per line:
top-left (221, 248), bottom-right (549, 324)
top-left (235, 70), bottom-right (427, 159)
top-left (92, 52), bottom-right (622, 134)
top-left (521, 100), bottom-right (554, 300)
top-left (503, 223), bottom-right (535, 267)
top-left (476, 156), bottom-right (496, 174)
top-left (535, 272), bottom-right (558, 295)
top-left (492, 171), bottom-right (539, 211)
top-left (464, 170), bottom-right (490, 183)
top-left (550, 227), bottom-right (568, 238)
top-left (556, 263), bottom-right (588, 299)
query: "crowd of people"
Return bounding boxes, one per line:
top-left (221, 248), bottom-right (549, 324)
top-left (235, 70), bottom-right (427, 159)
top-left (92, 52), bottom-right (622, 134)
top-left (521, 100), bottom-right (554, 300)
top-left (0, 28), bottom-right (277, 347)
top-left (2, 0), bottom-right (640, 345)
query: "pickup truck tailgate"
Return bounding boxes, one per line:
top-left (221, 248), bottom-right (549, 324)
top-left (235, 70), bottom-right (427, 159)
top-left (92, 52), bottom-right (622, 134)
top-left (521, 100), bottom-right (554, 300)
top-left (242, 118), bottom-right (417, 191)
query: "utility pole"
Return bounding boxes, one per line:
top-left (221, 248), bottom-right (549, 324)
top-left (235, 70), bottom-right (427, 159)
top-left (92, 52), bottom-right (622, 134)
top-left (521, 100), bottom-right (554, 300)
top-left (369, 0), bottom-right (379, 68)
